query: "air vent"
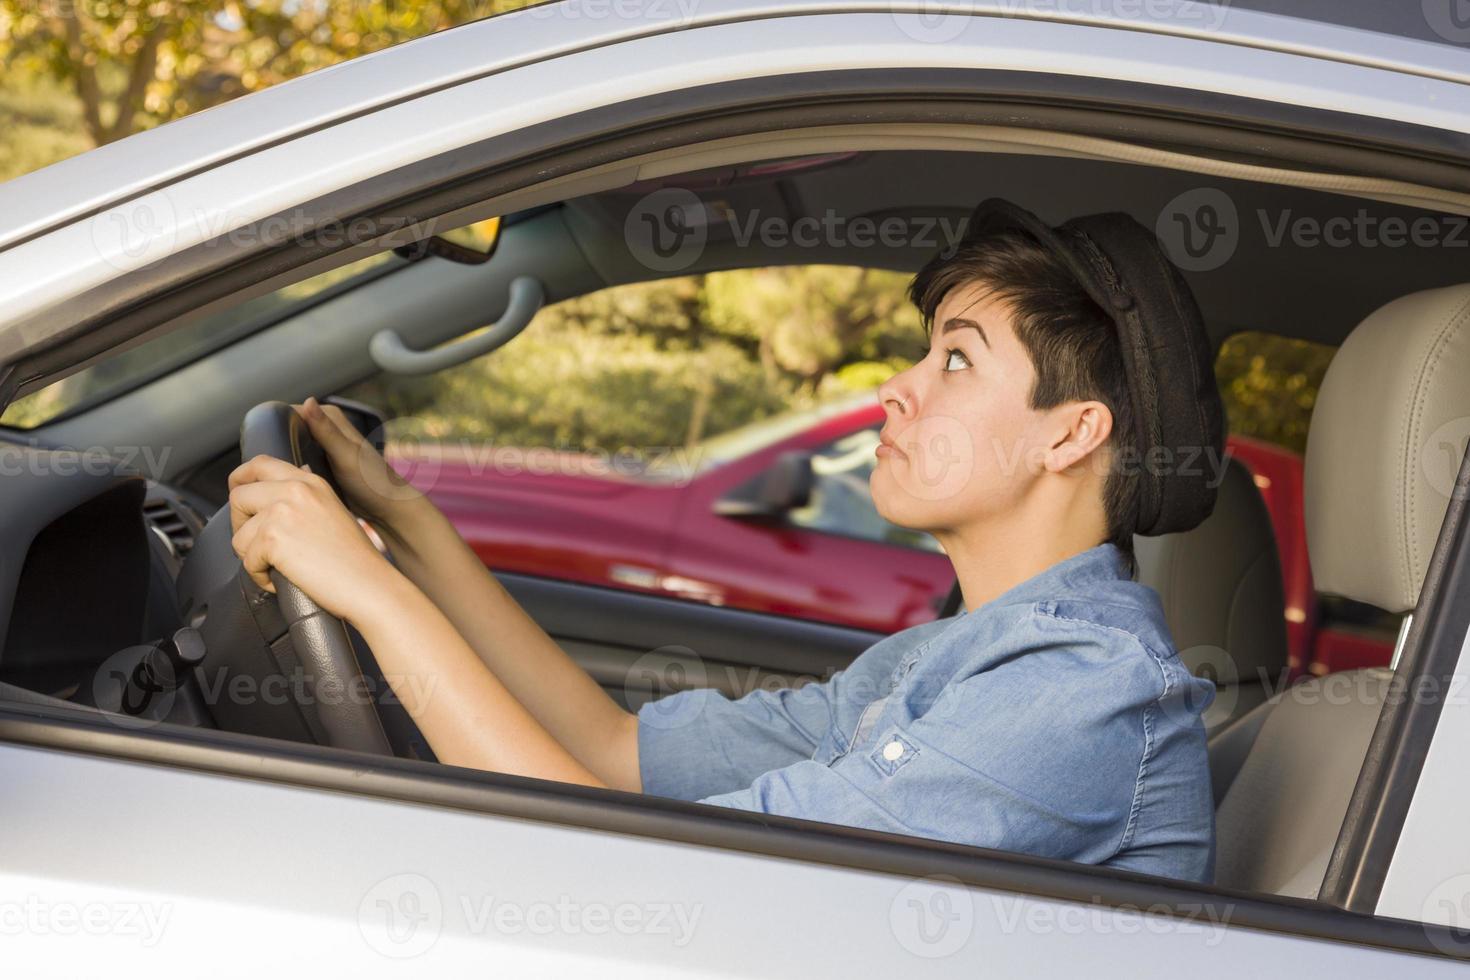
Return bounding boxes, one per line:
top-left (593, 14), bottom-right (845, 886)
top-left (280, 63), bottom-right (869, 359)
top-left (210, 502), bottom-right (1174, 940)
top-left (143, 498), bottom-right (196, 557)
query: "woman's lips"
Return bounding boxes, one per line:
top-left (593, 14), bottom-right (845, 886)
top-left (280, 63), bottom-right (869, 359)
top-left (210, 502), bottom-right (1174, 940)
top-left (877, 431), bottom-right (907, 460)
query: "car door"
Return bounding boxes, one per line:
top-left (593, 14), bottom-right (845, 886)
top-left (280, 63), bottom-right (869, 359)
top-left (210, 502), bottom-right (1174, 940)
top-left (4, 2), bottom-right (1470, 975)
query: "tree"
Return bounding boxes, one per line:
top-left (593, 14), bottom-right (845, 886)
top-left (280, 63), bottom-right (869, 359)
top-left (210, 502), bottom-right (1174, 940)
top-left (1213, 331), bottom-right (1333, 455)
top-left (0, 0), bottom-right (529, 148)
top-left (704, 266), bottom-right (923, 392)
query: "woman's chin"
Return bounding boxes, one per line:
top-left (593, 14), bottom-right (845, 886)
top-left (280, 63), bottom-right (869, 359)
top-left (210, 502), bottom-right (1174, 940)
top-left (871, 467), bottom-right (935, 531)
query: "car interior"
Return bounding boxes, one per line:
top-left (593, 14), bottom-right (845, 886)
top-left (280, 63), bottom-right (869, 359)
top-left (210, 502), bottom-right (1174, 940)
top-left (2, 140), bottom-right (1469, 906)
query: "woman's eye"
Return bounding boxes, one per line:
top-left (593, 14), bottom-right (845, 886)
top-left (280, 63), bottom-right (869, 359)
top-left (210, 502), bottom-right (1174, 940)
top-left (943, 348), bottom-right (971, 372)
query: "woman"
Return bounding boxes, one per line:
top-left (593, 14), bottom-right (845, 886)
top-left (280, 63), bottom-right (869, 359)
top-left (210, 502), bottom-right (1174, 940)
top-left (227, 199), bottom-right (1224, 882)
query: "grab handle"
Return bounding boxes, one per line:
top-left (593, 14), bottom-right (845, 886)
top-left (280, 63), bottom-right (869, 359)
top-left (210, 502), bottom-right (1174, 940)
top-left (368, 275), bottom-right (545, 375)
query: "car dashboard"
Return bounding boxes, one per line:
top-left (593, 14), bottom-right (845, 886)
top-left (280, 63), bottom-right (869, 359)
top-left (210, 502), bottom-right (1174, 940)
top-left (0, 440), bottom-right (210, 711)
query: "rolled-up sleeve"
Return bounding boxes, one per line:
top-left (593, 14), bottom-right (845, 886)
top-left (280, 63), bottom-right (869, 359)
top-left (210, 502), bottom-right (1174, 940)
top-left (637, 674), bottom-right (840, 802)
top-left (692, 644), bottom-right (1152, 866)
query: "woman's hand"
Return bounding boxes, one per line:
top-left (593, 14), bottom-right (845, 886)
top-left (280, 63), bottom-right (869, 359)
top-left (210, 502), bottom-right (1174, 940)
top-left (227, 452), bottom-right (406, 627)
top-left (290, 396), bottom-right (425, 531)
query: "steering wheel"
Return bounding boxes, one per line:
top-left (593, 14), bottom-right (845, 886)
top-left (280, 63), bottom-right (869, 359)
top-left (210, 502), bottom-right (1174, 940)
top-left (176, 401), bottom-right (394, 755)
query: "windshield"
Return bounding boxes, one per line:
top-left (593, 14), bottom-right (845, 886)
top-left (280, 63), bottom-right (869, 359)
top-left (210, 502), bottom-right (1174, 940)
top-left (0, 251), bottom-right (403, 430)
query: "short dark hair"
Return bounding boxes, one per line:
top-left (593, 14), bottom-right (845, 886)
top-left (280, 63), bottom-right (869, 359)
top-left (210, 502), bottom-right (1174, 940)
top-left (906, 229), bottom-right (1140, 576)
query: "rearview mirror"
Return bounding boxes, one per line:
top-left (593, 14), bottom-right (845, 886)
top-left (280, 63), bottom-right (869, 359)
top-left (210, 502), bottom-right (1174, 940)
top-left (393, 216), bottom-right (502, 265)
top-left (713, 450), bottom-right (814, 520)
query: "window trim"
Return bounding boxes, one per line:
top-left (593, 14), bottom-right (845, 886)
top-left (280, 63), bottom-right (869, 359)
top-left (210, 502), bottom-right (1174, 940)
top-left (1320, 434), bottom-right (1470, 915)
top-left (0, 255), bottom-right (410, 434)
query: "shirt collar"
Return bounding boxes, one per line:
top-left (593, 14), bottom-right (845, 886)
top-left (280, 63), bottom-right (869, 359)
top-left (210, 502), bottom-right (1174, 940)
top-left (963, 542), bottom-right (1128, 615)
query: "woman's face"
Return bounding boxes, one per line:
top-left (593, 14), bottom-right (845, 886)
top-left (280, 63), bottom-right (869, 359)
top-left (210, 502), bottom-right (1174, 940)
top-left (870, 282), bottom-right (1053, 534)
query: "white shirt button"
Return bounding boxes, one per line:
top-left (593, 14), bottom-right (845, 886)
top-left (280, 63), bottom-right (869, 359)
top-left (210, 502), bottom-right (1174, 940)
top-left (882, 740), bottom-right (904, 761)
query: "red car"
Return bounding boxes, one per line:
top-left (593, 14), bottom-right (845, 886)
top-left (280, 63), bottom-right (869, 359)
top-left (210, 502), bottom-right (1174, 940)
top-left (391, 396), bottom-right (1394, 670)
top-left (1226, 435), bottom-right (1400, 676)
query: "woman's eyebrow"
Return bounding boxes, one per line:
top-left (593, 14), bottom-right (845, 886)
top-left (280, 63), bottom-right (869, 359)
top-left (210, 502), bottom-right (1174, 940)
top-left (940, 317), bottom-right (991, 349)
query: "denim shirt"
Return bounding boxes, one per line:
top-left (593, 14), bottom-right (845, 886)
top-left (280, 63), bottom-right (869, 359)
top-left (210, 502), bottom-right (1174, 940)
top-left (635, 542), bottom-right (1216, 883)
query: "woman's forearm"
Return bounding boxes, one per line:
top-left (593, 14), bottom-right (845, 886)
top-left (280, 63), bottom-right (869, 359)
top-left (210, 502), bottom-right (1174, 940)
top-left (368, 493), bottom-right (642, 792)
top-left (352, 568), bottom-right (614, 786)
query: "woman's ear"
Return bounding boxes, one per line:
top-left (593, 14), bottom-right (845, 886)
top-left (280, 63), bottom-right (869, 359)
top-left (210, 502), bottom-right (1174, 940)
top-left (1043, 401), bottom-right (1113, 473)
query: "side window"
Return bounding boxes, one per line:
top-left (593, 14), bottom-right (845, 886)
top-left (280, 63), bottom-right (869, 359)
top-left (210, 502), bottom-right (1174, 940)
top-left (339, 263), bottom-right (929, 628)
top-left (787, 427), bottom-right (941, 552)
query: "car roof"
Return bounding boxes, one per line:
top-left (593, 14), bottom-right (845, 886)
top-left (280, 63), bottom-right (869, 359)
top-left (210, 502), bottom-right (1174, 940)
top-left (1226, 0), bottom-right (1465, 45)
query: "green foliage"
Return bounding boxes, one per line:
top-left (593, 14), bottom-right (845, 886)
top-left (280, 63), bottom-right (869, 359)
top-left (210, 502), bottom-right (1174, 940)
top-left (0, 76), bottom-right (91, 181)
top-left (1213, 331), bottom-right (1333, 455)
top-left (347, 320), bottom-right (791, 453)
top-left (344, 267), bottom-right (924, 452)
top-left (704, 266), bottom-right (925, 389)
top-left (0, 0), bottom-right (532, 156)
top-left (344, 276), bottom-right (1332, 461)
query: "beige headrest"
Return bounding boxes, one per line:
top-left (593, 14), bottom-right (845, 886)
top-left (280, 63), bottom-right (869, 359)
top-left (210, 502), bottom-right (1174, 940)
top-left (1305, 284), bottom-right (1470, 613)
top-left (1134, 456), bottom-right (1288, 687)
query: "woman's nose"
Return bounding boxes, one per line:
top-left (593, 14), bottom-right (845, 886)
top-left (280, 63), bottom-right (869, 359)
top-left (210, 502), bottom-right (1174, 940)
top-left (878, 370), bottom-right (916, 420)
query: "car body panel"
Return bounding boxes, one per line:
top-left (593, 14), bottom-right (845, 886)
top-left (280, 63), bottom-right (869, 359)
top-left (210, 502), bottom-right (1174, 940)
top-left (410, 444), bottom-right (684, 600)
top-left (1, 740), bottom-right (1463, 975)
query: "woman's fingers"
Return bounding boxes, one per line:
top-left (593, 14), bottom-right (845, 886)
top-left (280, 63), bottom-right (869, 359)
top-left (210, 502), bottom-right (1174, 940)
top-left (227, 468), bottom-right (321, 535)
top-left (230, 512), bottom-right (275, 592)
top-left (228, 452), bottom-right (316, 492)
top-left (317, 401), bottom-right (369, 447)
top-left (296, 397), bottom-right (368, 454)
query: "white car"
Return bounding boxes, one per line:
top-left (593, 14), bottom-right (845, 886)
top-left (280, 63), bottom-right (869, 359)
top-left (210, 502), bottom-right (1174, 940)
top-left (1, 0), bottom-right (1469, 974)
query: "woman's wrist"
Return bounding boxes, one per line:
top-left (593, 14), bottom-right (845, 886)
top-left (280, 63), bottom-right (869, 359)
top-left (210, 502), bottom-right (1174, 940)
top-left (367, 490), bottom-right (444, 555)
top-left (346, 559), bottom-right (431, 638)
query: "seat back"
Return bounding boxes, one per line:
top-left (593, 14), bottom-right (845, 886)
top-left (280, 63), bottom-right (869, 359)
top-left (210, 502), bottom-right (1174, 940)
top-left (1134, 455), bottom-right (1289, 735)
top-left (1211, 669), bottom-right (1389, 896)
top-left (1211, 283), bottom-right (1470, 895)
